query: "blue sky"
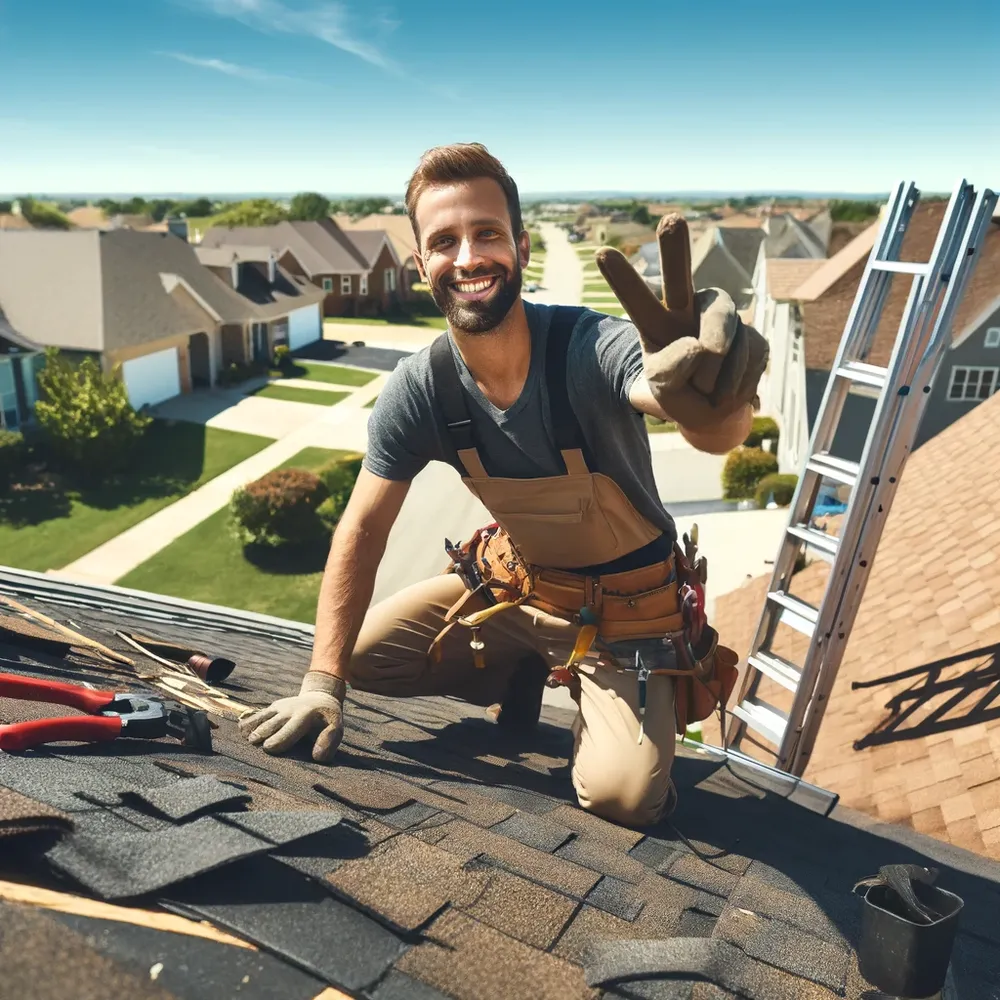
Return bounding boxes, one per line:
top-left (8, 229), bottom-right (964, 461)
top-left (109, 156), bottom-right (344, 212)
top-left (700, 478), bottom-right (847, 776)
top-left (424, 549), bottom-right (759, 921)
top-left (2, 0), bottom-right (998, 196)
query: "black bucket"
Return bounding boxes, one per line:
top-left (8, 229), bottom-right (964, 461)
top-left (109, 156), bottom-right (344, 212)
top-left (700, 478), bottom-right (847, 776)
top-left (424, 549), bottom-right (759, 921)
top-left (855, 866), bottom-right (963, 999)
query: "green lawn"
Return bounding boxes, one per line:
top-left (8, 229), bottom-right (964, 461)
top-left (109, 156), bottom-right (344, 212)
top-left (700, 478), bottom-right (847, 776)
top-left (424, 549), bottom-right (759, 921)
top-left (118, 447), bottom-right (355, 623)
top-left (364, 397), bottom-right (377, 408)
top-left (249, 384), bottom-right (348, 406)
top-left (0, 422), bottom-right (271, 573)
top-left (273, 361), bottom-right (377, 387)
top-left (584, 281), bottom-right (613, 293)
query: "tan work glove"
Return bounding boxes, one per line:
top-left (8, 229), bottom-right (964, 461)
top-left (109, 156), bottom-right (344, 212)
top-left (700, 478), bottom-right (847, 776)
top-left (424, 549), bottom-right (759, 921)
top-left (595, 213), bottom-right (769, 432)
top-left (238, 671), bottom-right (346, 763)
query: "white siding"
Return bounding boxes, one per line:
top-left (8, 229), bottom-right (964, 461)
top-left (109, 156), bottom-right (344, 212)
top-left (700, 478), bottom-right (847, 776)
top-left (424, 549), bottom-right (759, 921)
top-left (122, 348), bottom-right (181, 409)
top-left (287, 304), bottom-right (321, 351)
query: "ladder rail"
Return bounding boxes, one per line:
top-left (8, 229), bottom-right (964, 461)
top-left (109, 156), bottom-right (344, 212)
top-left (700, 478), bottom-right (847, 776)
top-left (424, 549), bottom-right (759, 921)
top-left (726, 181), bottom-right (922, 747)
top-left (787, 185), bottom-right (999, 773)
top-left (776, 181), bottom-right (983, 770)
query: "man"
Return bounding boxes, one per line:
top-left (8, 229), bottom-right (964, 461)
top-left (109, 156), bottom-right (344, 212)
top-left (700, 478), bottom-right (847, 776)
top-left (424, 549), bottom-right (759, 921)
top-left (240, 143), bottom-right (767, 827)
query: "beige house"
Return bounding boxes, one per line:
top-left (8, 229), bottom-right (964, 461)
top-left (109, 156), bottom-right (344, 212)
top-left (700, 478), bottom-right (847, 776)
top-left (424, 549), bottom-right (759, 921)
top-left (0, 229), bottom-right (326, 411)
top-left (332, 213), bottom-right (420, 295)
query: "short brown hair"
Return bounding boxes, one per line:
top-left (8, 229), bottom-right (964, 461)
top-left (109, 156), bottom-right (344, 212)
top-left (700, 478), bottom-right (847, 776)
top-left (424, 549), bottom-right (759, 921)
top-left (405, 142), bottom-right (522, 247)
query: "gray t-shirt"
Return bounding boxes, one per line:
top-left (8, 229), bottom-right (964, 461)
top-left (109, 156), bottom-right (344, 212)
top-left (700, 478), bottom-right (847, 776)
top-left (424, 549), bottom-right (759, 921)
top-left (364, 301), bottom-right (675, 540)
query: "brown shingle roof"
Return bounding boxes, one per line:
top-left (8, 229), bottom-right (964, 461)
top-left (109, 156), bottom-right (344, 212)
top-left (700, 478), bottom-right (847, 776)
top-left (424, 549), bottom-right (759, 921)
top-left (709, 389), bottom-right (1000, 859)
top-left (797, 203), bottom-right (1000, 370)
top-left (767, 259), bottom-right (824, 300)
top-left (0, 214), bottom-right (32, 230)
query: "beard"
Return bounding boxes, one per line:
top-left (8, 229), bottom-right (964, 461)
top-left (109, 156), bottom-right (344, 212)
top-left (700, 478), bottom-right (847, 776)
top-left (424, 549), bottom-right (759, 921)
top-left (429, 259), bottom-right (523, 335)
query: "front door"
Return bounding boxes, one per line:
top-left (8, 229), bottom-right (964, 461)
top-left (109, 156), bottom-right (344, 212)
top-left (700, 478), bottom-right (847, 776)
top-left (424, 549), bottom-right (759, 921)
top-left (251, 323), bottom-right (269, 364)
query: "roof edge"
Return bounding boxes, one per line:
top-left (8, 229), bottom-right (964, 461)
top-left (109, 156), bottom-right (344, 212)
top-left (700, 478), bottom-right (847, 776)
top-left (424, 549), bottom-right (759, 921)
top-left (792, 222), bottom-right (880, 302)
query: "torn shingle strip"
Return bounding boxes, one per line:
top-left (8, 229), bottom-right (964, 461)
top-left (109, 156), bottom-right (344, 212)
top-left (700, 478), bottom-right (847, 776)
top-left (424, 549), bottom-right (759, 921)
top-left (397, 909), bottom-right (597, 1000)
top-left (164, 854), bottom-right (408, 993)
top-left (586, 876), bottom-right (645, 922)
top-left (121, 775), bottom-right (251, 821)
top-left (45, 810), bottom-right (342, 899)
top-left (0, 786), bottom-right (73, 839)
top-left (713, 905), bottom-right (850, 994)
top-left (728, 877), bottom-right (851, 948)
top-left (674, 907), bottom-right (718, 938)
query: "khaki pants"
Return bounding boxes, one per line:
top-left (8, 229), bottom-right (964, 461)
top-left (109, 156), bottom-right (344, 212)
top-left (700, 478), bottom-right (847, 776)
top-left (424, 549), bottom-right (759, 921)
top-left (349, 573), bottom-right (676, 827)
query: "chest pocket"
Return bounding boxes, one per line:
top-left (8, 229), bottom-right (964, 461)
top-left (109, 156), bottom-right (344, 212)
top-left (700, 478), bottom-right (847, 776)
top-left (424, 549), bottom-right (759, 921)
top-left (430, 309), bottom-right (662, 571)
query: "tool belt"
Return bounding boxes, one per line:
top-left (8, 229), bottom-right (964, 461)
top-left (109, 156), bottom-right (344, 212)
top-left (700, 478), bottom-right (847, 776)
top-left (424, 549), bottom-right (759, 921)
top-left (432, 524), bottom-right (739, 742)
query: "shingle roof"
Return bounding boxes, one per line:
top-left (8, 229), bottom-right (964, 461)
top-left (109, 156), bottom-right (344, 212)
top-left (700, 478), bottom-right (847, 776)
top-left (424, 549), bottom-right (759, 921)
top-left (333, 213), bottom-right (417, 262)
top-left (767, 259), bottom-right (825, 300)
top-left (717, 227), bottom-right (765, 276)
top-left (764, 213), bottom-right (828, 260)
top-left (708, 390), bottom-right (1000, 860)
top-left (342, 229), bottom-right (397, 268)
top-left (1, 567), bottom-right (999, 999)
top-left (796, 203), bottom-right (1000, 370)
top-left (201, 220), bottom-right (369, 277)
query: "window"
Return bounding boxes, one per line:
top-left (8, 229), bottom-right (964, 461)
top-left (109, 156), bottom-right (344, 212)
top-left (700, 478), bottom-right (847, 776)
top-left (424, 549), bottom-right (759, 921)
top-left (341, 275), bottom-right (352, 295)
top-left (0, 359), bottom-right (19, 431)
top-left (322, 277), bottom-right (333, 292)
top-left (360, 274), bottom-right (368, 296)
top-left (947, 366), bottom-right (999, 401)
top-left (986, 327), bottom-right (1000, 348)
top-left (385, 267), bottom-right (397, 292)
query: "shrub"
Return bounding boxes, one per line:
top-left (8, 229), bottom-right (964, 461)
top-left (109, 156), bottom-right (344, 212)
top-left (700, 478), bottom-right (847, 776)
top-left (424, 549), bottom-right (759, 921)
top-left (33, 348), bottom-right (151, 479)
top-left (229, 468), bottom-right (330, 548)
top-left (273, 344), bottom-right (291, 369)
top-left (0, 430), bottom-right (27, 491)
top-left (722, 446), bottom-right (779, 500)
top-left (744, 416), bottom-right (779, 449)
top-left (316, 452), bottom-right (364, 527)
top-left (755, 473), bottom-right (798, 508)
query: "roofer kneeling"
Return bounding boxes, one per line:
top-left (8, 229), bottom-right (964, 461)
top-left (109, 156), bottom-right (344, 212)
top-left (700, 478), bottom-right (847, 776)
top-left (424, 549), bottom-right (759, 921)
top-left (240, 144), bottom-right (767, 828)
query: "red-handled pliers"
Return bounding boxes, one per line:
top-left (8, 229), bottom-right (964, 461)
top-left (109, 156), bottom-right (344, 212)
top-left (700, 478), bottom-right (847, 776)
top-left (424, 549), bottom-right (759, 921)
top-left (0, 673), bottom-right (188, 751)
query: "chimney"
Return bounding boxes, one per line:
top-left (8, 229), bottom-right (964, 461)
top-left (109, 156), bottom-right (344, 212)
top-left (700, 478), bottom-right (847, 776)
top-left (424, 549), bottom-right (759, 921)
top-left (268, 252), bottom-right (276, 284)
top-left (230, 257), bottom-right (240, 288)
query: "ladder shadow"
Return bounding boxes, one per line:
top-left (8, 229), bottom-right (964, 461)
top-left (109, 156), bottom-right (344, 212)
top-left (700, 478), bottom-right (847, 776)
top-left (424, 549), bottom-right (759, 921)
top-left (851, 643), bottom-right (1000, 750)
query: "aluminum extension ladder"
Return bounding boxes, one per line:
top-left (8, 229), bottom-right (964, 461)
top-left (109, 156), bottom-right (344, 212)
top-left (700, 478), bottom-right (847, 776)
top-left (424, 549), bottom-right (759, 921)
top-left (725, 178), bottom-right (998, 776)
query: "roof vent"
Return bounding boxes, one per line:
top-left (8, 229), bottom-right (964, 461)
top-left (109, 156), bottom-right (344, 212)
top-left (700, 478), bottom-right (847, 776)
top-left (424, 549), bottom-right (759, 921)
top-left (268, 253), bottom-right (276, 284)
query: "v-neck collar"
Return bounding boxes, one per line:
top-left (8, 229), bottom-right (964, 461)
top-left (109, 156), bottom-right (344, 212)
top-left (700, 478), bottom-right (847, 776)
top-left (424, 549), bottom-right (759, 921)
top-left (447, 304), bottom-right (545, 423)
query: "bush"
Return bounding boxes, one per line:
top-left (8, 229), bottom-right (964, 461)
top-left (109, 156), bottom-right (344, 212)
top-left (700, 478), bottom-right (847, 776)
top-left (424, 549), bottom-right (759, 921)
top-left (219, 361), bottom-right (267, 387)
top-left (33, 348), bottom-right (151, 479)
top-left (273, 345), bottom-right (291, 369)
top-left (0, 430), bottom-right (27, 491)
top-left (722, 446), bottom-right (779, 500)
top-left (754, 473), bottom-right (798, 508)
top-left (316, 452), bottom-right (364, 527)
top-left (744, 416), bottom-right (780, 449)
top-left (229, 468), bottom-right (330, 548)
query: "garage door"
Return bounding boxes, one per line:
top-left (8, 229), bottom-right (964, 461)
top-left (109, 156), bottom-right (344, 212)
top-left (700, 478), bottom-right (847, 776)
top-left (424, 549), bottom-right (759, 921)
top-left (288, 304), bottom-right (321, 351)
top-left (122, 348), bottom-right (181, 409)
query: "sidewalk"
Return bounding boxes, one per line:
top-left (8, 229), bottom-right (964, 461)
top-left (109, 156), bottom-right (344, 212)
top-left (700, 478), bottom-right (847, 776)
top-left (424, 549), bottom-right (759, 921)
top-left (52, 374), bottom-right (387, 586)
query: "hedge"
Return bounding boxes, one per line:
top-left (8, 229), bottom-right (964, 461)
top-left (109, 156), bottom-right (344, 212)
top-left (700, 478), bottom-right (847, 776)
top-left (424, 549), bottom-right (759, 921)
top-left (744, 416), bottom-right (779, 449)
top-left (755, 473), bottom-right (798, 508)
top-left (316, 452), bottom-right (364, 527)
top-left (722, 446), bottom-right (779, 500)
top-left (229, 468), bottom-right (330, 548)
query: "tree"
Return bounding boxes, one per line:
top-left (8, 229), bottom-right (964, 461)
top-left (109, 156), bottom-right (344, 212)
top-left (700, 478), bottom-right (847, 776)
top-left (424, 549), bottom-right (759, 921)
top-left (289, 192), bottom-right (331, 221)
top-left (149, 199), bottom-right (177, 222)
top-left (214, 198), bottom-right (288, 227)
top-left (630, 203), bottom-right (652, 225)
top-left (0, 201), bottom-right (11, 214)
top-left (829, 199), bottom-right (881, 222)
top-left (330, 196), bottom-right (391, 218)
top-left (175, 197), bottom-right (214, 218)
top-left (33, 348), bottom-right (151, 479)
top-left (19, 197), bottom-right (72, 230)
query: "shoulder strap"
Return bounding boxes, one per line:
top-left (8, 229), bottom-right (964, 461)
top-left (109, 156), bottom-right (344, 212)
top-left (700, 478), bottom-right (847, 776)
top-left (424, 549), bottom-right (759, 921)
top-left (429, 332), bottom-right (487, 477)
top-left (545, 306), bottom-right (592, 473)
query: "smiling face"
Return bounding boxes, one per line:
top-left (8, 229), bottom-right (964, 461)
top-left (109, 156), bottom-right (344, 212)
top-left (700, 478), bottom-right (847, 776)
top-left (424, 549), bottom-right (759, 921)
top-left (412, 177), bottom-right (530, 335)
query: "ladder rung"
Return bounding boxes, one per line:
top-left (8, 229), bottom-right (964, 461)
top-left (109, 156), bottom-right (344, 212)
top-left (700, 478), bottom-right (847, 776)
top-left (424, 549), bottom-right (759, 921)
top-left (806, 455), bottom-right (859, 489)
top-left (732, 696), bottom-right (788, 746)
top-left (747, 650), bottom-right (802, 692)
top-left (787, 524), bottom-right (840, 558)
top-left (768, 591), bottom-right (819, 637)
top-left (835, 361), bottom-right (887, 391)
top-left (871, 259), bottom-right (929, 275)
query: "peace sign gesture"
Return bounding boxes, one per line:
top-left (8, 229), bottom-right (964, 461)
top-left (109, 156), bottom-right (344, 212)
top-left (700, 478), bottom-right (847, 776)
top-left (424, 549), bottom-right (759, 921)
top-left (595, 214), bottom-right (768, 431)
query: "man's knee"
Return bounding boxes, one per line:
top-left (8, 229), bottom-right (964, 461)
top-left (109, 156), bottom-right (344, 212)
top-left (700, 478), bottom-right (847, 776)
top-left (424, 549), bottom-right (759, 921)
top-left (575, 762), bottom-right (672, 827)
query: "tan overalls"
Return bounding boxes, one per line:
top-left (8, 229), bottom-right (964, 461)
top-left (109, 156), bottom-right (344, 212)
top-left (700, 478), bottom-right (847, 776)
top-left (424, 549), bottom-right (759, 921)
top-left (348, 307), bottom-right (737, 827)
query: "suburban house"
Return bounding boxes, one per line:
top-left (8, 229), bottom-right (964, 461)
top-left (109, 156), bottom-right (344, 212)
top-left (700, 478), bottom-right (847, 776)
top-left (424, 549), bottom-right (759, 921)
top-left (0, 229), bottom-right (326, 412)
top-left (755, 201), bottom-right (1000, 473)
top-left (707, 389), bottom-right (1000, 861)
top-left (0, 310), bottom-right (43, 432)
top-left (200, 219), bottom-right (401, 318)
top-left (331, 212), bottom-right (420, 295)
top-left (632, 225), bottom-right (765, 310)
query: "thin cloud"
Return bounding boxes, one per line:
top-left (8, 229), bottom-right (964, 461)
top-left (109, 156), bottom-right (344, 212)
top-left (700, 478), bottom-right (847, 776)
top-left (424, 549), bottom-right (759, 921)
top-left (158, 50), bottom-right (298, 82)
top-left (189, 0), bottom-right (400, 73)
